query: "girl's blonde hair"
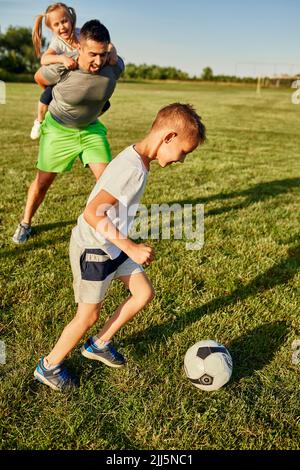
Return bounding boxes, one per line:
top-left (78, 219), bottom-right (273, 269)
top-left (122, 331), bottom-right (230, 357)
top-left (32, 3), bottom-right (77, 57)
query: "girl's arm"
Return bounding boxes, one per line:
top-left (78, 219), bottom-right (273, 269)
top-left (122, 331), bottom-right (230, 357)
top-left (106, 43), bottom-right (118, 65)
top-left (41, 48), bottom-right (77, 69)
top-left (34, 68), bottom-right (50, 89)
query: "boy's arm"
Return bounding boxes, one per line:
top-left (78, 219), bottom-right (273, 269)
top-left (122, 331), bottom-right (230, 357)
top-left (41, 48), bottom-right (78, 69)
top-left (83, 189), bottom-right (154, 265)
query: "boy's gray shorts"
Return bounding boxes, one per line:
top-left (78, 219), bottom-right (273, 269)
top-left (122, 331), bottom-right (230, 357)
top-left (69, 234), bottom-right (144, 304)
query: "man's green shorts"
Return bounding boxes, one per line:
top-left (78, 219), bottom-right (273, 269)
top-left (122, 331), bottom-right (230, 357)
top-left (37, 112), bottom-right (112, 173)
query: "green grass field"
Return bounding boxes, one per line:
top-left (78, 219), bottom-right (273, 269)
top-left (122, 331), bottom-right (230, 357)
top-left (0, 81), bottom-right (300, 450)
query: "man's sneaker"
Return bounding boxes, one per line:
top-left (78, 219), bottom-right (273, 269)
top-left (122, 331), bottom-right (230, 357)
top-left (30, 119), bottom-right (42, 140)
top-left (34, 357), bottom-right (79, 392)
top-left (12, 223), bottom-right (32, 244)
top-left (81, 337), bottom-right (126, 368)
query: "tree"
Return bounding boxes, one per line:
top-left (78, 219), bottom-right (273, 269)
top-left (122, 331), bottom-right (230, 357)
top-left (201, 66), bottom-right (214, 81)
top-left (0, 26), bottom-right (46, 73)
top-left (122, 63), bottom-right (190, 81)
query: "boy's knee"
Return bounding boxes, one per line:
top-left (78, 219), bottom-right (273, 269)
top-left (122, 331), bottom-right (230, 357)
top-left (87, 310), bottom-right (100, 327)
top-left (75, 305), bottom-right (100, 327)
top-left (138, 286), bottom-right (155, 306)
top-left (148, 287), bottom-right (155, 303)
top-left (77, 311), bottom-right (99, 329)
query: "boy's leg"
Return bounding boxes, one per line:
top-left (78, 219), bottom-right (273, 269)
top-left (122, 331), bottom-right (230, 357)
top-left (81, 272), bottom-right (154, 368)
top-left (34, 303), bottom-right (101, 391)
top-left (45, 302), bottom-right (101, 367)
top-left (96, 272), bottom-right (154, 343)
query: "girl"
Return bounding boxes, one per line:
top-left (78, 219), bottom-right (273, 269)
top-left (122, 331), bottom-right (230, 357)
top-left (31, 3), bottom-right (80, 139)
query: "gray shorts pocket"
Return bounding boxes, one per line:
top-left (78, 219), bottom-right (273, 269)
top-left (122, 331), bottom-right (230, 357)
top-left (80, 249), bottom-right (128, 281)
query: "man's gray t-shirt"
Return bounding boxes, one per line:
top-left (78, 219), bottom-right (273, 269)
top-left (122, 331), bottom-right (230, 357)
top-left (40, 55), bottom-right (124, 128)
top-left (72, 145), bottom-right (149, 259)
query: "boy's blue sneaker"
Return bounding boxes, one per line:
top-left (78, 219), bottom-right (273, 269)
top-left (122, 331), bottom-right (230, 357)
top-left (81, 338), bottom-right (126, 368)
top-left (34, 358), bottom-right (79, 392)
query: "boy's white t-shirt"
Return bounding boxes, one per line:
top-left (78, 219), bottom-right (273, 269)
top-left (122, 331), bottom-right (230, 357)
top-left (49, 27), bottom-right (80, 54)
top-left (72, 145), bottom-right (149, 259)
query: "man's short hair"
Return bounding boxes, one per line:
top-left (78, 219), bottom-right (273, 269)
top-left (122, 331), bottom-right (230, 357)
top-left (152, 103), bottom-right (206, 145)
top-left (80, 20), bottom-right (110, 44)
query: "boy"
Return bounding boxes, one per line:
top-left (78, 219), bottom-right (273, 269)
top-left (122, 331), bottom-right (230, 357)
top-left (34, 103), bottom-right (206, 391)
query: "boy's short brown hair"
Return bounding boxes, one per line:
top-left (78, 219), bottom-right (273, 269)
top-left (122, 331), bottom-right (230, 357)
top-left (151, 103), bottom-right (206, 145)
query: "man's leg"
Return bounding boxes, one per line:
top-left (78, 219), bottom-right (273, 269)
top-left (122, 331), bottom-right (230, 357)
top-left (82, 120), bottom-right (112, 180)
top-left (22, 170), bottom-right (57, 224)
top-left (13, 170), bottom-right (57, 244)
top-left (88, 162), bottom-right (108, 180)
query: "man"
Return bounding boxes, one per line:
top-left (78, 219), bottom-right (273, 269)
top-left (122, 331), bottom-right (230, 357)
top-left (13, 20), bottom-right (124, 244)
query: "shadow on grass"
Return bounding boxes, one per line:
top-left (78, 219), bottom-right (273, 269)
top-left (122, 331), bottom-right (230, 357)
top-left (1, 220), bottom-right (75, 259)
top-left (31, 219), bottom-right (76, 235)
top-left (166, 177), bottom-right (300, 217)
top-left (229, 321), bottom-right (288, 382)
top-left (125, 243), bottom-right (299, 351)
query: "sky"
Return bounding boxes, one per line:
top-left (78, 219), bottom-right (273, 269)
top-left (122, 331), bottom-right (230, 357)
top-left (0, 0), bottom-right (299, 77)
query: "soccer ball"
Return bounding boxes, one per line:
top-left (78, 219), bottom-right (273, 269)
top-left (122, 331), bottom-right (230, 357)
top-left (184, 340), bottom-right (233, 391)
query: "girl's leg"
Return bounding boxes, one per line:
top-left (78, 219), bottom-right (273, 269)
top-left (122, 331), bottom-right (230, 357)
top-left (37, 86), bottom-right (53, 122)
top-left (45, 302), bottom-right (102, 367)
top-left (31, 86), bottom-right (53, 139)
top-left (37, 101), bottom-right (48, 123)
top-left (95, 272), bottom-right (155, 343)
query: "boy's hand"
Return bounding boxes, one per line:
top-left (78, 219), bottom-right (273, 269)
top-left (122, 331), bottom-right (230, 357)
top-left (127, 243), bottom-right (155, 266)
top-left (61, 55), bottom-right (78, 70)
